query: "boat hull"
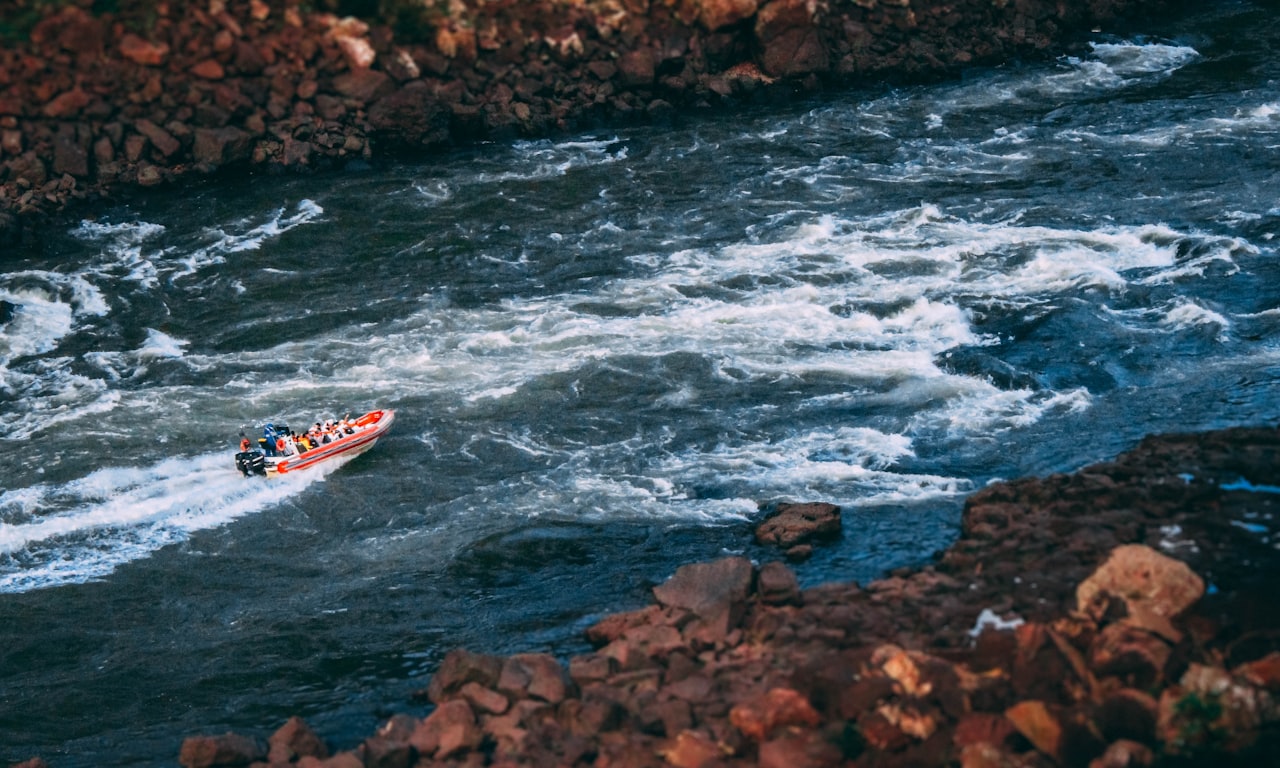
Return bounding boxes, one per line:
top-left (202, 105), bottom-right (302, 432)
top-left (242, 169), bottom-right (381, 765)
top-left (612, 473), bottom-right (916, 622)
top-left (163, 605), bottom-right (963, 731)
top-left (263, 409), bottom-right (394, 475)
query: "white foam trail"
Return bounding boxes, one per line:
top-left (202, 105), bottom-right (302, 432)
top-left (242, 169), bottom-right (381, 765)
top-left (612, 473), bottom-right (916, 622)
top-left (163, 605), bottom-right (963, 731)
top-left (474, 137), bottom-right (627, 183)
top-left (0, 452), bottom-right (334, 592)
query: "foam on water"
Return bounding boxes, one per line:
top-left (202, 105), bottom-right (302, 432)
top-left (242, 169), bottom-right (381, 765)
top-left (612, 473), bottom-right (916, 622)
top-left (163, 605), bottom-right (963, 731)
top-left (0, 451), bottom-right (335, 592)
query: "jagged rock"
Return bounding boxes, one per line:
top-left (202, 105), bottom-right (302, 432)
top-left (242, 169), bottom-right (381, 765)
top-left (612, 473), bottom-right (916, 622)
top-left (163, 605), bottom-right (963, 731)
top-left (425, 648), bottom-right (503, 703)
top-left (497, 652), bottom-right (574, 703)
top-left (408, 699), bottom-right (481, 759)
top-left (653, 556), bottom-right (755, 645)
top-left (268, 716), bottom-right (329, 763)
top-left (177, 732), bottom-right (266, 768)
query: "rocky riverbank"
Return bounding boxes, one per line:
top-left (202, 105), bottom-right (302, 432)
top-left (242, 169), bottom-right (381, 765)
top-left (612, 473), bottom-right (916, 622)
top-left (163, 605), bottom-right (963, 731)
top-left (0, 0), bottom-right (1188, 245)
top-left (12, 425), bottom-right (1273, 768)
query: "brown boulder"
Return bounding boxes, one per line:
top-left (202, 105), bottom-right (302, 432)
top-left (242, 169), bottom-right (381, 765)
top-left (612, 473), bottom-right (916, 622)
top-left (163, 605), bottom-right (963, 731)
top-left (1076, 544), bottom-right (1204, 620)
top-left (653, 556), bottom-right (755, 644)
top-left (755, 502), bottom-right (841, 548)
top-left (755, 0), bottom-right (830, 78)
top-left (730, 687), bottom-right (821, 741)
top-left (193, 127), bottom-right (253, 166)
top-left (332, 69), bottom-right (394, 104)
top-left (43, 87), bottom-right (91, 118)
top-left (368, 81), bottom-right (451, 146)
top-left (408, 699), bottom-right (482, 759)
top-left (268, 716), bottom-right (328, 763)
top-left (178, 732), bottom-right (266, 768)
top-left (497, 652), bottom-right (574, 704)
top-left (757, 560), bottom-right (802, 606)
top-left (658, 729), bottom-right (722, 768)
top-left (52, 125), bottom-right (88, 177)
top-left (426, 648), bottom-right (504, 703)
top-left (134, 119), bottom-right (181, 158)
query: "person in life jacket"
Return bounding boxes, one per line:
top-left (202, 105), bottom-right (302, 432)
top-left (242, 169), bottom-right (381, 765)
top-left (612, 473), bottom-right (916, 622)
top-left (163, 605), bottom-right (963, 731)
top-left (239, 433), bottom-right (251, 452)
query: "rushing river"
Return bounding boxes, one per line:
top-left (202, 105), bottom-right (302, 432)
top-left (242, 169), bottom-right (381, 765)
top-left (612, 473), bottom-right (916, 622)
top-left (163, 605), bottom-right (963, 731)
top-left (3, 2), bottom-right (1279, 764)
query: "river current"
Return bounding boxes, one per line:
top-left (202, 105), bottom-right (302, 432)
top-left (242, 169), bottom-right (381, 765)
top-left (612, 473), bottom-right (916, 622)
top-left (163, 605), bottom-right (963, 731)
top-left (2, 2), bottom-right (1279, 764)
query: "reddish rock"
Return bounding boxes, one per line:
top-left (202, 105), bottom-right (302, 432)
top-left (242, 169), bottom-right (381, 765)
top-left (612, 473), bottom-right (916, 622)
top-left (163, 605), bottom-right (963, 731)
top-left (134, 119), bottom-right (180, 158)
top-left (178, 732), bottom-right (266, 768)
top-left (332, 69), bottom-right (393, 104)
top-left (755, 502), bottom-right (840, 548)
top-left (119, 33), bottom-right (170, 65)
top-left (755, 0), bottom-right (830, 78)
top-left (267, 716), bottom-right (328, 763)
top-left (497, 652), bottom-right (574, 704)
top-left (653, 556), bottom-right (755, 645)
top-left (1004, 700), bottom-right (1062, 758)
top-left (43, 88), bottom-right (91, 118)
top-left (459, 680), bottom-right (510, 714)
top-left (1236, 651), bottom-right (1280, 691)
top-left (757, 560), bottom-right (802, 606)
top-left (408, 699), bottom-right (481, 759)
top-left (426, 648), bottom-right (504, 703)
top-left (729, 687), bottom-right (821, 741)
top-left (1076, 544), bottom-right (1205, 620)
top-left (698, 0), bottom-right (759, 31)
top-left (658, 729), bottom-right (721, 768)
top-left (1089, 623), bottom-right (1171, 689)
top-left (953, 712), bottom-right (1016, 748)
top-left (758, 726), bottom-right (843, 768)
top-left (191, 59), bottom-right (226, 80)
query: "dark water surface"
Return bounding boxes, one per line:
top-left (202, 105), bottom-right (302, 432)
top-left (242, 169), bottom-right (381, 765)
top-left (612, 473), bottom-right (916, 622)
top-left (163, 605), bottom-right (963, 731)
top-left (2, 3), bottom-right (1279, 764)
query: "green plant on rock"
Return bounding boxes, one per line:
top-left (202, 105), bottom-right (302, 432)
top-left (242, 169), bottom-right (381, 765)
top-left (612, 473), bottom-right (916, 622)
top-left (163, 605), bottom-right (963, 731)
top-left (1168, 691), bottom-right (1227, 754)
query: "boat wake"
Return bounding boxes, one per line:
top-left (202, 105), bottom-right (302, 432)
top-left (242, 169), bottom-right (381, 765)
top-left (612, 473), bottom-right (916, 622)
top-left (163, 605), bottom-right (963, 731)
top-left (0, 452), bottom-right (332, 593)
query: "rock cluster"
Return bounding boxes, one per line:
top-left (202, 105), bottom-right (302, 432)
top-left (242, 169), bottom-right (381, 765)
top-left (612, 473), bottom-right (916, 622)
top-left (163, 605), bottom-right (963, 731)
top-left (0, 0), bottom-right (1185, 243)
top-left (150, 426), bottom-right (1279, 768)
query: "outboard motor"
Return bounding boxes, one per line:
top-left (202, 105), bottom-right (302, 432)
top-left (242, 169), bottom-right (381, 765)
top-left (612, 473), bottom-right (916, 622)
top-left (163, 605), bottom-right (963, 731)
top-left (235, 450), bottom-right (267, 477)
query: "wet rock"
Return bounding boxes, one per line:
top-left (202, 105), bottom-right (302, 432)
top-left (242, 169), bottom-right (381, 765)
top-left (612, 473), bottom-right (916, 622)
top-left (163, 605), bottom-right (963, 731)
top-left (755, 502), bottom-right (841, 548)
top-left (425, 648), bottom-right (504, 703)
